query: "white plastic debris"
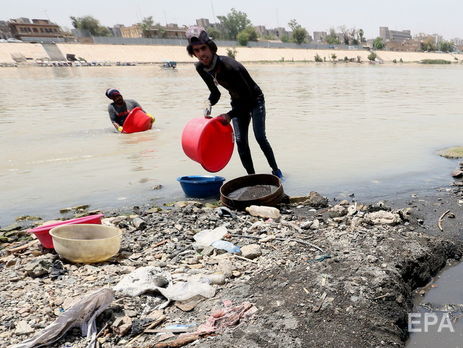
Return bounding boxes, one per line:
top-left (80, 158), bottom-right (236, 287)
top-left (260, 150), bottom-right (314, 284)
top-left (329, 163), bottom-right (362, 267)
top-left (12, 288), bottom-right (114, 348)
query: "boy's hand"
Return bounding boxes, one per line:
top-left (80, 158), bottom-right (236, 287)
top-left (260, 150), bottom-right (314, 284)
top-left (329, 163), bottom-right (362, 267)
top-left (217, 114), bottom-right (231, 125)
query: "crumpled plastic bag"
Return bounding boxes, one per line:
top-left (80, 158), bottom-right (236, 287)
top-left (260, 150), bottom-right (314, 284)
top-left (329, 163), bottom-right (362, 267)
top-left (12, 288), bottom-right (114, 348)
top-left (193, 225), bottom-right (228, 247)
top-left (113, 266), bottom-right (216, 301)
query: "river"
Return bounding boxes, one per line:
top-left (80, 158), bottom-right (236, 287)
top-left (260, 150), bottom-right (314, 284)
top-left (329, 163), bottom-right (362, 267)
top-left (1, 63), bottom-right (462, 225)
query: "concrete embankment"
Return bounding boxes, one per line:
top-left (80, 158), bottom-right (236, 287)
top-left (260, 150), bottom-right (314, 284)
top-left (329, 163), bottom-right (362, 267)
top-left (1, 42), bottom-right (462, 65)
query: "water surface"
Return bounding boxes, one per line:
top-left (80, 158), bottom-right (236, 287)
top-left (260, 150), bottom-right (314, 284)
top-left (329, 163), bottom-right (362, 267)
top-left (1, 63), bottom-right (462, 225)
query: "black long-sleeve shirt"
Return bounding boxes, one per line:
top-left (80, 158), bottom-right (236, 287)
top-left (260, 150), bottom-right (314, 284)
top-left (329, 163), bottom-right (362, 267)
top-left (196, 55), bottom-right (263, 119)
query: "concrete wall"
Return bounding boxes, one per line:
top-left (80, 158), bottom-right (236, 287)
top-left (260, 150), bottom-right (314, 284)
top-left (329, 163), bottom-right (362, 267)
top-left (0, 43), bottom-right (48, 63)
top-left (1, 42), bottom-right (462, 64)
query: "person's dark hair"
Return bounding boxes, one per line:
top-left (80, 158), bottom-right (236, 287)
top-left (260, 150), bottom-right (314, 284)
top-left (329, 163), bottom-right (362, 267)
top-left (187, 40), bottom-right (217, 57)
top-left (185, 26), bottom-right (217, 57)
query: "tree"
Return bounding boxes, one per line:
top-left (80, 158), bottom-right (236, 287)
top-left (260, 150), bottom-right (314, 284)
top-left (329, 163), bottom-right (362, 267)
top-left (237, 30), bottom-right (249, 46)
top-left (338, 25), bottom-right (349, 45)
top-left (280, 33), bottom-right (290, 43)
top-left (358, 29), bottom-right (365, 43)
top-left (138, 16), bottom-right (154, 37)
top-left (237, 26), bottom-right (258, 46)
top-left (420, 37), bottom-right (436, 52)
top-left (217, 8), bottom-right (251, 40)
top-left (70, 16), bottom-right (111, 36)
top-left (372, 37), bottom-right (385, 50)
top-left (288, 19), bottom-right (307, 45)
top-left (325, 28), bottom-right (340, 45)
top-left (206, 27), bottom-right (222, 40)
top-left (439, 41), bottom-right (454, 52)
top-left (368, 52), bottom-right (377, 61)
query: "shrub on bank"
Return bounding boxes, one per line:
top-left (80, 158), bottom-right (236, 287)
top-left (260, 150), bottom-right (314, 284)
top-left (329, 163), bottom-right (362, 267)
top-left (420, 59), bottom-right (451, 64)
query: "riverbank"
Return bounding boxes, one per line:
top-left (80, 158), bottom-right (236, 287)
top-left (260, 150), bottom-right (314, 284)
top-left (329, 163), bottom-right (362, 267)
top-left (1, 42), bottom-right (462, 65)
top-left (2, 174), bottom-right (463, 347)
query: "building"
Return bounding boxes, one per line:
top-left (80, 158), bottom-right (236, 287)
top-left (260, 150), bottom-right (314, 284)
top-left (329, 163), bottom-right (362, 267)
top-left (313, 31), bottom-right (327, 42)
top-left (0, 20), bottom-right (13, 39)
top-left (196, 18), bottom-right (210, 28)
top-left (110, 24), bottom-right (124, 37)
top-left (379, 27), bottom-right (411, 42)
top-left (253, 25), bottom-right (288, 40)
top-left (9, 18), bottom-right (63, 41)
top-left (120, 25), bottom-right (142, 38)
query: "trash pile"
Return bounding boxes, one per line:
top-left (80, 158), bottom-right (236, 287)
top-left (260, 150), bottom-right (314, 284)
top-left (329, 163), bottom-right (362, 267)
top-left (1, 191), bottom-right (461, 347)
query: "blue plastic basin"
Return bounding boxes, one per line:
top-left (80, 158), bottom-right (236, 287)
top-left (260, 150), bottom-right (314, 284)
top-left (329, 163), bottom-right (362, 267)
top-left (177, 175), bottom-right (225, 198)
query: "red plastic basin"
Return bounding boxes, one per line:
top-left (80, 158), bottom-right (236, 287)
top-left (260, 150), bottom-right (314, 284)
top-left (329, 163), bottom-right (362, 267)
top-left (181, 117), bottom-right (234, 172)
top-left (28, 214), bottom-right (104, 249)
top-left (123, 107), bottom-right (153, 134)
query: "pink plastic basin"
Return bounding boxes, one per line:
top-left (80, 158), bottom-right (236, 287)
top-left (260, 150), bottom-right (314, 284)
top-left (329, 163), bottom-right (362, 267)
top-left (122, 107), bottom-right (153, 134)
top-left (181, 117), bottom-right (234, 172)
top-left (28, 214), bottom-right (104, 249)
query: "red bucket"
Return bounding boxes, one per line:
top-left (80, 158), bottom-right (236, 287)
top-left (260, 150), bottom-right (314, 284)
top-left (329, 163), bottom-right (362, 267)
top-left (181, 117), bottom-right (234, 172)
top-left (123, 107), bottom-right (153, 134)
top-left (28, 214), bottom-right (104, 249)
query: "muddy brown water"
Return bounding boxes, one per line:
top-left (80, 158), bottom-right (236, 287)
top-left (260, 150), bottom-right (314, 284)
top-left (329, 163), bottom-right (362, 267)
top-left (227, 184), bottom-right (278, 201)
top-left (1, 63), bottom-right (463, 225)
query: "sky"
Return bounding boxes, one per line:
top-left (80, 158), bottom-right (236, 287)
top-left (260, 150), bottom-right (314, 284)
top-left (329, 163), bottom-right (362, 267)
top-left (2, 0), bottom-right (462, 39)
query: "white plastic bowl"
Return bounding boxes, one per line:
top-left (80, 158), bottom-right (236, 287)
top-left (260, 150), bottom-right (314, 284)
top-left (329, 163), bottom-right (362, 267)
top-left (50, 224), bottom-right (122, 264)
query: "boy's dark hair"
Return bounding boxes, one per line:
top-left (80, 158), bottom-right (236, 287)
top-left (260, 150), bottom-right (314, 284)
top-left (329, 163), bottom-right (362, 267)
top-left (187, 40), bottom-right (218, 57)
top-left (185, 27), bottom-right (218, 57)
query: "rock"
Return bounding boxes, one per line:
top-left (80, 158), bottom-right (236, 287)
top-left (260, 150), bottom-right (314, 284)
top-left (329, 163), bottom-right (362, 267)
top-left (113, 316), bottom-right (132, 336)
top-left (365, 211), bottom-right (402, 225)
top-left (451, 169), bottom-right (463, 178)
top-left (329, 205), bottom-right (348, 218)
top-left (310, 219), bottom-right (320, 230)
top-left (216, 259), bottom-right (234, 277)
top-left (152, 184), bottom-right (163, 190)
top-left (305, 192), bottom-right (329, 208)
top-left (24, 258), bottom-right (52, 278)
top-left (289, 196), bottom-right (311, 204)
top-left (368, 201), bottom-right (391, 212)
top-left (0, 224), bottom-right (21, 233)
top-left (132, 218), bottom-right (146, 229)
top-left (14, 320), bottom-right (34, 335)
top-left (241, 244), bottom-right (262, 259)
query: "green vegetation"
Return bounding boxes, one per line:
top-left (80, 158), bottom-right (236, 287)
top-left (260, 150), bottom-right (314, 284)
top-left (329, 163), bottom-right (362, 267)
top-left (237, 26), bottom-right (258, 46)
top-left (372, 37), bottom-right (384, 50)
top-left (420, 59), bottom-right (451, 64)
top-left (393, 59), bottom-right (397, 63)
top-left (70, 15), bottom-right (111, 36)
top-left (226, 47), bottom-right (237, 59)
top-left (206, 27), bottom-right (222, 40)
top-left (438, 147), bottom-right (463, 159)
top-left (325, 28), bottom-right (340, 45)
top-left (314, 54), bottom-right (323, 62)
top-left (331, 53), bottom-right (337, 61)
top-left (420, 37), bottom-right (436, 51)
top-left (138, 16), bottom-right (154, 37)
top-left (217, 8), bottom-right (251, 40)
top-left (368, 52), bottom-right (377, 61)
top-left (439, 41), bottom-right (455, 52)
top-left (288, 19), bottom-right (308, 45)
top-left (280, 33), bottom-right (290, 43)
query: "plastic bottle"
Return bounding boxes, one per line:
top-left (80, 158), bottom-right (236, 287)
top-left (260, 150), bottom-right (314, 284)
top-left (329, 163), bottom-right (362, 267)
top-left (211, 240), bottom-right (241, 253)
top-left (245, 205), bottom-right (281, 219)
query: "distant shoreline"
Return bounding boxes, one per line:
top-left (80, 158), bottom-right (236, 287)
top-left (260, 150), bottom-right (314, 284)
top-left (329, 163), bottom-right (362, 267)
top-left (1, 42), bottom-right (462, 66)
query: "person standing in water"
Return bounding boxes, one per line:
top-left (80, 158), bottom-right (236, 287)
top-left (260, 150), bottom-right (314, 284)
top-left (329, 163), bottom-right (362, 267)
top-left (186, 26), bottom-right (283, 178)
top-left (106, 88), bottom-right (152, 132)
